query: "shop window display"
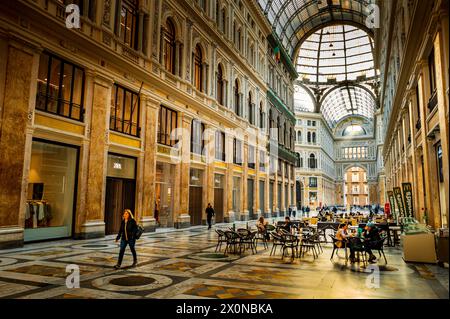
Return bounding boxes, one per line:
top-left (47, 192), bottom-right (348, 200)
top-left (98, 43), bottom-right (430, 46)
top-left (25, 140), bottom-right (78, 242)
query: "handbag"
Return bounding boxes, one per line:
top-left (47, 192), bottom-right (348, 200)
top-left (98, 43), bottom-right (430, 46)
top-left (135, 223), bottom-right (145, 240)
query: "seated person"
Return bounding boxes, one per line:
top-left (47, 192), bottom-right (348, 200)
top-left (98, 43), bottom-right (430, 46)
top-left (361, 222), bottom-right (381, 263)
top-left (282, 216), bottom-right (293, 232)
top-left (335, 223), bottom-right (350, 248)
top-left (257, 216), bottom-right (270, 240)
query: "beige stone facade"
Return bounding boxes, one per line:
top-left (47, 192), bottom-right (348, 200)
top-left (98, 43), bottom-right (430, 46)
top-left (0, 0), bottom-right (297, 247)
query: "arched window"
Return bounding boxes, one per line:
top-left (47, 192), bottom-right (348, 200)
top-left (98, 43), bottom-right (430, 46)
top-left (215, 1), bottom-right (220, 26)
top-left (234, 79), bottom-right (240, 116)
top-left (290, 127), bottom-right (294, 149)
top-left (297, 130), bottom-right (302, 143)
top-left (312, 132), bottom-right (316, 143)
top-left (248, 92), bottom-right (254, 124)
top-left (217, 64), bottom-right (224, 105)
top-left (191, 119), bottom-right (205, 155)
top-left (277, 117), bottom-right (282, 142)
top-left (194, 44), bottom-right (203, 92)
top-left (307, 131), bottom-right (311, 143)
top-left (237, 28), bottom-right (242, 51)
top-left (309, 154), bottom-right (316, 169)
top-left (163, 19), bottom-right (176, 75)
top-left (221, 8), bottom-right (227, 34)
top-left (259, 102), bottom-right (265, 129)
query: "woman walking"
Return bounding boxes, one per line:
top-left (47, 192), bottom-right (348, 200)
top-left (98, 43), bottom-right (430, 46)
top-left (114, 209), bottom-right (138, 269)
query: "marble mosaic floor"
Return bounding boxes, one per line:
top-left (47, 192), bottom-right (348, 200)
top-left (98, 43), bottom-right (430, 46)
top-left (0, 221), bottom-right (448, 299)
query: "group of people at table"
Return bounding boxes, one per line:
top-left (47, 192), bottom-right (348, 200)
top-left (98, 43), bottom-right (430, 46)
top-left (255, 214), bottom-right (383, 264)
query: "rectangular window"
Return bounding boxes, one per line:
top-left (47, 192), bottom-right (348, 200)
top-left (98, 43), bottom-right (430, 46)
top-left (277, 159), bottom-right (282, 176)
top-left (215, 130), bottom-right (225, 161)
top-left (36, 52), bottom-right (85, 121)
top-left (428, 48), bottom-right (437, 95)
top-left (119, 0), bottom-right (139, 49)
top-left (233, 138), bottom-right (242, 165)
top-left (110, 84), bottom-right (141, 137)
top-left (248, 145), bottom-right (255, 169)
top-left (309, 177), bottom-right (317, 187)
top-left (157, 106), bottom-right (178, 147)
top-left (259, 151), bottom-right (265, 172)
top-left (191, 120), bottom-right (205, 155)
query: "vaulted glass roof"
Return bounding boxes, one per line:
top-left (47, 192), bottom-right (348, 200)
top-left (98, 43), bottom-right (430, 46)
top-left (297, 24), bottom-right (375, 84)
top-left (256, 0), bottom-right (375, 58)
top-left (321, 85), bottom-right (375, 128)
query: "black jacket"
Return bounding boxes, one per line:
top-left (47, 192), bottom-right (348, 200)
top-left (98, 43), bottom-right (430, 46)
top-left (116, 219), bottom-right (137, 241)
top-left (206, 207), bottom-right (215, 217)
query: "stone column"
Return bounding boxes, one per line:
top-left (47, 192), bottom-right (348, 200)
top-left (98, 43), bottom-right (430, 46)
top-left (241, 140), bottom-right (249, 221)
top-left (175, 113), bottom-right (192, 228)
top-left (254, 147), bottom-right (261, 216)
top-left (0, 40), bottom-right (39, 248)
top-left (434, 29), bottom-right (450, 227)
top-left (273, 159), bottom-right (279, 217)
top-left (185, 19), bottom-right (193, 83)
top-left (139, 96), bottom-right (159, 232)
top-left (77, 74), bottom-right (112, 239)
top-left (224, 134), bottom-right (235, 222)
top-left (204, 124), bottom-right (215, 224)
top-left (138, 10), bottom-right (144, 52)
top-left (281, 162), bottom-right (286, 215)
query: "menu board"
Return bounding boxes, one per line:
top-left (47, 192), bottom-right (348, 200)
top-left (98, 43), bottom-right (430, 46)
top-left (402, 183), bottom-right (414, 218)
top-left (387, 191), bottom-right (395, 215)
top-left (393, 187), bottom-right (406, 217)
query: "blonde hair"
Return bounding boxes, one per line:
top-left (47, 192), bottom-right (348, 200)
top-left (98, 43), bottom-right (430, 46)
top-left (122, 209), bottom-right (135, 220)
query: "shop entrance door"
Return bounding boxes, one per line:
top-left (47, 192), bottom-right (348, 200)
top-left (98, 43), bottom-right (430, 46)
top-left (189, 186), bottom-right (203, 226)
top-left (214, 188), bottom-right (224, 223)
top-left (105, 178), bottom-right (136, 235)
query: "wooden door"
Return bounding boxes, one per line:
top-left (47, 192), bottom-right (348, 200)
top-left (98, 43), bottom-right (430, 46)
top-left (189, 186), bottom-right (203, 225)
top-left (104, 178), bottom-right (136, 235)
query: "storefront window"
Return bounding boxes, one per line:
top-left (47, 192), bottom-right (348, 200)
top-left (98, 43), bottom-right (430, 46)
top-left (214, 174), bottom-right (224, 188)
top-left (156, 162), bottom-right (175, 227)
top-left (25, 140), bottom-right (78, 242)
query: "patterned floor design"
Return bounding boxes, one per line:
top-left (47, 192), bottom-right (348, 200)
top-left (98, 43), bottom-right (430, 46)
top-left (0, 220), bottom-right (448, 299)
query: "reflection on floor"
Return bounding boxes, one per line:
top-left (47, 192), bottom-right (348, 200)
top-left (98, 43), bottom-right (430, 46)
top-left (0, 220), bottom-right (448, 299)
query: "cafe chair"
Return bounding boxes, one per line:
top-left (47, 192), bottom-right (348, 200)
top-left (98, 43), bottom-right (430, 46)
top-left (255, 227), bottom-right (269, 250)
top-left (281, 234), bottom-right (299, 261)
top-left (329, 235), bottom-right (348, 261)
top-left (371, 236), bottom-right (389, 264)
top-left (270, 232), bottom-right (285, 256)
top-left (215, 229), bottom-right (227, 252)
top-left (224, 231), bottom-right (240, 255)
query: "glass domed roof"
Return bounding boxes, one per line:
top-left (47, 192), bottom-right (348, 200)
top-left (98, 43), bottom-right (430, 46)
top-left (297, 24), bottom-right (375, 85)
top-left (256, 0), bottom-right (376, 58)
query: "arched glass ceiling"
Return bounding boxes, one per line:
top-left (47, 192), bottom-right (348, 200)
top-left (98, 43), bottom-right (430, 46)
top-left (321, 85), bottom-right (375, 128)
top-left (256, 0), bottom-right (375, 58)
top-left (294, 85), bottom-right (315, 112)
top-left (297, 24), bottom-right (375, 84)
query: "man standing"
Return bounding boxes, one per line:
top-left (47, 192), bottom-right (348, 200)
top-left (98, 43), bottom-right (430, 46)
top-left (206, 203), bottom-right (215, 229)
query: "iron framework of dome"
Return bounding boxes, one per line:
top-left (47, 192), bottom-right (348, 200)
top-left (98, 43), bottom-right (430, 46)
top-left (296, 24), bottom-right (375, 85)
top-left (320, 85), bottom-right (375, 128)
top-left (256, 0), bottom-right (376, 58)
